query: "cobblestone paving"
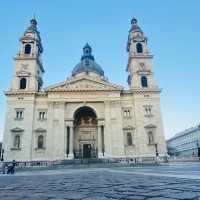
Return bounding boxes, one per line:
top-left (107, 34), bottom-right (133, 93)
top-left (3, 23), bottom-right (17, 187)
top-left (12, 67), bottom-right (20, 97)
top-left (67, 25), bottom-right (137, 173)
top-left (0, 167), bottom-right (200, 200)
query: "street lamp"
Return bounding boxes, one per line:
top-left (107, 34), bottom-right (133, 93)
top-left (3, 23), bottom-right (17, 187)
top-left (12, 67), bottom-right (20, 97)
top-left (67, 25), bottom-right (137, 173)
top-left (1, 149), bottom-right (4, 161)
top-left (155, 143), bottom-right (159, 157)
top-left (196, 141), bottom-right (200, 158)
top-left (154, 144), bottom-right (159, 164)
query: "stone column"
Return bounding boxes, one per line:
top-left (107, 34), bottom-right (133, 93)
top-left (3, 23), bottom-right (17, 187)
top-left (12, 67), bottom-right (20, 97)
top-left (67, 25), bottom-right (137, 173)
top-left (68, 126), bottom-right (74, 159)
top-left (98, 125), bottom-right (103, 158)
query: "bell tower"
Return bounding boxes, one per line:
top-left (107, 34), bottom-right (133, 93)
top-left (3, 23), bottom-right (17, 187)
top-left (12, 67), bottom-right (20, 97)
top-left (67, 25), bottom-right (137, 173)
top-left (126, 17), bottom-right (158, 90)
top-left (10, 18), bottom-right (44, 92)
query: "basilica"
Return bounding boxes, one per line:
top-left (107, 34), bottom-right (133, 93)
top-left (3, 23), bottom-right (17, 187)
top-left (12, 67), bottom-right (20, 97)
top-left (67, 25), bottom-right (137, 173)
top-left (3, 17), bottom-right (167, 162)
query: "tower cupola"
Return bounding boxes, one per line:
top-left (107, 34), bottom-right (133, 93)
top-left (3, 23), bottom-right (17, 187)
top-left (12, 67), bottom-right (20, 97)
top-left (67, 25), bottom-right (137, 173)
top-left (18, 17), bottom-right (43, 57)
top-left (127, 17), bottom-right (148, 54)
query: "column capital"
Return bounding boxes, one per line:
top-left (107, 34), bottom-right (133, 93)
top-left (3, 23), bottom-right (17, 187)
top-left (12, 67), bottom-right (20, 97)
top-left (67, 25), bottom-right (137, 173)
top-left (97, 118), bottom-right (105, 126)
top-left (65, 119), bottom-right (74, 127)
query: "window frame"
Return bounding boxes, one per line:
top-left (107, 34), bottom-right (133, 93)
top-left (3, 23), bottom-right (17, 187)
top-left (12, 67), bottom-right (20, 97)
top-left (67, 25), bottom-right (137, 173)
top-left (34, 129), bottom-right (46, 151)
top-left (14, 134), bottom-right (20, 149)
top-left (144, 125), bottom-right (156, 145)
top-left (127, 132), bottom-right (133, 146)
top-left (19, 77), bottom-right (27, 90)
top-left (141, 76), bottom-right (148, 88)
top-left (38, 110), bottom-right (47, 121)
top-left (144, 105), bottom-right (153, 117)
top-left (15, 108), bottom-right (25, 120)
top-left (136, 43), bottom-right (143, 53)
top-left (37, 135), bottom-right (44, 149)
top-left (123, 107), bottom-right (132, 118)
top-left (24, 43), bottom-right (31, 55)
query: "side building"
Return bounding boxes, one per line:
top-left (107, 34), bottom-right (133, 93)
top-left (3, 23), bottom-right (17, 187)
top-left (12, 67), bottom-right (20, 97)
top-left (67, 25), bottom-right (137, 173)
top-left (0, 142), bottom-right (2, 160)
top-left (167, 123), bottom-right (200, 157)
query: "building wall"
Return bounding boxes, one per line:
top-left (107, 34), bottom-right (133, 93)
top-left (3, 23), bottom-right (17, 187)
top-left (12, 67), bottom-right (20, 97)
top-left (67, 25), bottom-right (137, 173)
top-left (167, 125), bottom-right (200, 157)
top-left (3, 95), bottom-right (35, 161)
top-left (0, 142), bottom-right (2, 159)
top-left (3, 87), bottom-right (167, 161)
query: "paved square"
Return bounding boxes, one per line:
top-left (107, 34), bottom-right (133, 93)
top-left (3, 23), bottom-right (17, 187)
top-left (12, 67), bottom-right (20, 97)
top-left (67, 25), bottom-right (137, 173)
top-left (0, 163), bottom-right (200, 200)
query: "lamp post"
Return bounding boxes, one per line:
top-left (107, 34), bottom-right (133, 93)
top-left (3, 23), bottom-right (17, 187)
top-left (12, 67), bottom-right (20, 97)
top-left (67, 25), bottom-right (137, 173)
top-left (155, 144), bottom-right (159, 157)
top-left (196, 141), bottom-right (200, 159)
top-left (155, 144), bottom-right (159, 163)
top-left (1, 149), bottom-right (4, 161)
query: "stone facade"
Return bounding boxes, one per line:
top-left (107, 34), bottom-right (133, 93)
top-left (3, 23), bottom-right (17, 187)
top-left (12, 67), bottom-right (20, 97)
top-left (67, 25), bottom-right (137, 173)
top-left (2, 17), bottom-right (167, 162)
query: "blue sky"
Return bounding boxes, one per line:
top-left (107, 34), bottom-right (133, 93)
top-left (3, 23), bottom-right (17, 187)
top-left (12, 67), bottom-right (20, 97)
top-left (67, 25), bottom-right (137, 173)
top-left (0, 1), bottom-right (200, 140)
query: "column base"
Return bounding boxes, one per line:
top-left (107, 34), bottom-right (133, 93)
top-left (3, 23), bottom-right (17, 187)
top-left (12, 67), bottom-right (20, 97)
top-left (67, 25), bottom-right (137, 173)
top-left (66, 153), bottom-right (74, 159)
top-left (98, 152), bottom-right (104, 159)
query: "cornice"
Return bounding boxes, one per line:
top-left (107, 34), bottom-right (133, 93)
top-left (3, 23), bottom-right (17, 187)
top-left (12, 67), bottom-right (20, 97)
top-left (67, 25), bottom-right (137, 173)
top-left (129, 54), bottom-right (153, 59)
top-left (47, 89), bottom-right (122, 93)
top-left (4, 90), bottom-right (47, 97)
top-left (131, 88), bottom-right (161, 94)
top-left (121, 88), bottom-right (161, 94)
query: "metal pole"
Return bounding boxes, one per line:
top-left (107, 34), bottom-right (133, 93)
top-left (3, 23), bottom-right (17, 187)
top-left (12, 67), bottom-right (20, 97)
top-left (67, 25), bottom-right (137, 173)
top-left (1, 149), bottom-right (4, 161)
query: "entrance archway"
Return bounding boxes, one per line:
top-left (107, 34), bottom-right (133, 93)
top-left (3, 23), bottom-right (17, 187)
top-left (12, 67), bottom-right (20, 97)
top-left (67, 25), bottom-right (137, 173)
top-left (73, 106), bottom-right (98, 158)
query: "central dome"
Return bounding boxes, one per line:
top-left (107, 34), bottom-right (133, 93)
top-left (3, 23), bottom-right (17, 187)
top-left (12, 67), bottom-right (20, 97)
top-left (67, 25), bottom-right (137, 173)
top-left (72, 43), bottom-right (104, 77)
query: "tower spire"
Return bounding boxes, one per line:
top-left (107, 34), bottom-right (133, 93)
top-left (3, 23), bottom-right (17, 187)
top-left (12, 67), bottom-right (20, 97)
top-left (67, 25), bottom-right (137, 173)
top-left (11, 18), bottom-right (44, 92)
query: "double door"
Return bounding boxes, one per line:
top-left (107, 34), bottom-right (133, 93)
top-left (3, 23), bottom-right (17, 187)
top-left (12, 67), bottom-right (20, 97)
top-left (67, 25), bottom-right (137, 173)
top-left (83, 144), bottom-right (92, 158)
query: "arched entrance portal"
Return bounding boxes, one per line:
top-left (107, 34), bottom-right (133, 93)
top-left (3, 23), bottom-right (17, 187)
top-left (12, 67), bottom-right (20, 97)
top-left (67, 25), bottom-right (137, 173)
top-left (73, 106), bottom-right (98, 159)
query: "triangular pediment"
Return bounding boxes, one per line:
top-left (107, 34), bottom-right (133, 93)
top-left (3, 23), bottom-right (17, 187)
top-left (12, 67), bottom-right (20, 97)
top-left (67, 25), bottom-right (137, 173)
top-left (123, 125), bottom-right (135, 130)
top-left (46, 76), bottom-right (123, 92)
top-left (35, 128), bottom-right (46, 132)
top-left (11, 127), bottom-right (24, 132)
top-left (144, 124), bottom-right (157, 129)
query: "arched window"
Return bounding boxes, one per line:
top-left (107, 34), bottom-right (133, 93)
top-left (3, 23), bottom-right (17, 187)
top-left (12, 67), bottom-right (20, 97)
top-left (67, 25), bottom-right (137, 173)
top-left (14, 135), bottom-right (20, 149)
top-left (148, 131), bottom-right (154, 144)
top-left (38, 135), bottom-right (44, 149)
top-left (20, 78), bottom-right (27, 89)
top-left (136, 43), bottom-right (143, 53)
top-left (127, 132), bottom-right (132, 146)
top-left (141, 76), bottom-right (148, 87)
top-left (24, 44), bottom-right (31, 54)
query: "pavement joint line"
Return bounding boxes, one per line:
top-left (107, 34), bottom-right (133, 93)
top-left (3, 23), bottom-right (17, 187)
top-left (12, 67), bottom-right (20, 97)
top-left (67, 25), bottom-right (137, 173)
top-left (1, 166), bottom-right (200, 180)
top-left (105, 168), bottom-right (200, 180)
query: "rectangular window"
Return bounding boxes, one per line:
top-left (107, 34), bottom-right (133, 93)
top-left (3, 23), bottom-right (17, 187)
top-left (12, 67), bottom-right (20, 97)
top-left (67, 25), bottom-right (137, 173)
top-left (10, 133), bottom-right (22, 151)
top-left (15, 109), bottom-right (24, 120)
top-left (127, 132), bottom-right (133, 146)
top-left (38, 110), bottom-right (47, 120)
top-left (144, 105), bottom-right (153, 117)
top-left (148, 131), bottom-right (154, 144)
top-left (38, 111), bottom-right (47, 120)
top-left (123, 108), bottom-right (131, 118)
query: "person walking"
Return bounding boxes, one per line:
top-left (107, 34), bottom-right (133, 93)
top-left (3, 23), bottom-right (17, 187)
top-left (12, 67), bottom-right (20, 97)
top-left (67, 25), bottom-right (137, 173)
top-left (2, 162), bottom-right (6, 174)
top-left (11, 160), bottom-right (16, 174)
